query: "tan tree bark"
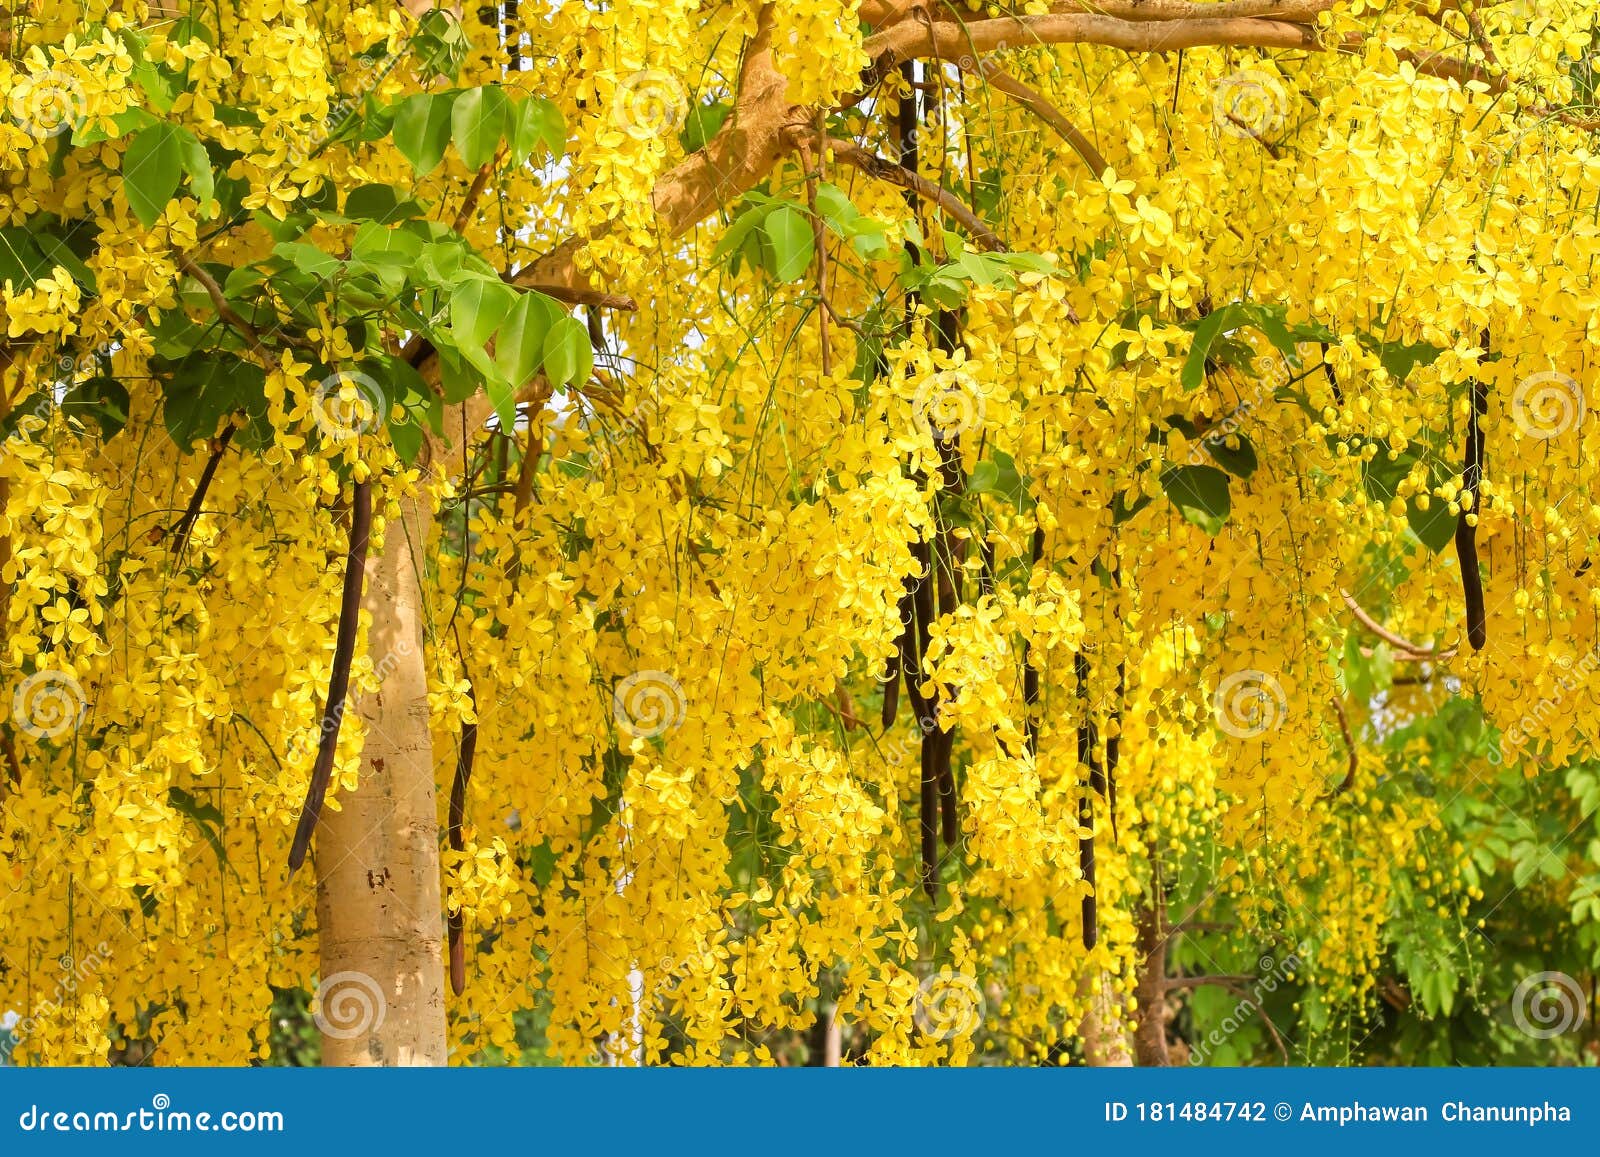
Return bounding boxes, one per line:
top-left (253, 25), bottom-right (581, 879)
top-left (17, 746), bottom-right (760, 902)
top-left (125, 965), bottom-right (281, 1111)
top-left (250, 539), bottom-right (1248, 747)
top-left (1077, 971), bottom-right (1134, 1066)
top-left (313, 492), bottom-right (447, 1066)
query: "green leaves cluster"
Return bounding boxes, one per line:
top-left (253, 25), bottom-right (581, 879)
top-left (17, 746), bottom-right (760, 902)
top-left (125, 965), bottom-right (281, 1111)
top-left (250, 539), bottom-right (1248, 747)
top-left (393, 85), bottom-right (564, 176)
top-left (121, 121), bottom-right (215, 227)
top-left (156, 209), bottom-right (584, 461)
top-left (1180, 300), bottom-right (1334, 392)
top-left (901, 228), bottom-right (1056, 312)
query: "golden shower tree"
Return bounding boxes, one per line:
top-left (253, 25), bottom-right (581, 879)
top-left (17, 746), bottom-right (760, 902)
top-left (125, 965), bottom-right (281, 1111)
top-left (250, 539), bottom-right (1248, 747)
top-left (3, 0), bottom-right (1599, 1065)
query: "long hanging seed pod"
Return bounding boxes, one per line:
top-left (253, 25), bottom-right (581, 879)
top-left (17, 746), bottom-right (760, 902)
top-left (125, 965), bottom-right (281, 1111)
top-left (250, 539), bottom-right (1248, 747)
top-left (911, 538), bottom-right (940, 899)
top-left (930, 309), bottom-right (965, 849)
top-left (1456, 353), bottom-right (1489, 651)
top-left (881, 585), bottom-right (911, 729)
top-left (447, 686), bottom-right (480, 997)
top-left (1075, 650), bottom-right (1099, 949)
top-left (1023, 526), bottom-right (1045, 755)
top-left (1104, 564), bottom-right (1125, 843)
top-left (288, 477), bottom-right (373, 874)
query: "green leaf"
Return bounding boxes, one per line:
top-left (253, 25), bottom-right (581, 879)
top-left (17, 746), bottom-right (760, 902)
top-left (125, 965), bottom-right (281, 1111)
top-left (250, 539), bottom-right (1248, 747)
top-left (34, 233), bottom-right (97, 294)
top-left (71, 106), bottom-right (156, 147)
top-left (1160, 464), bottom-right (1231, 535)
top-left (122, 122), bottom-right (185, 227)
top-left (760, 204), bottom-right (814, 282)
top-left (680, 102), bottom-right (730, 153)
top-left (1406, 496), bottom-right (1457, 553)
top-left (451, 85), bottom-right (510, 171)
top-left (129, 58), bottom-right (181, 113)
top-left (1361, 334), bottom-right (1445, 384)
top-left (393, 91), bottom-right (458, 175)
top-left (0, 228), bottom-right (49, 286)
top-left (1181, 302), bottom-right (1330, 391)
top-left (494, 290), bottom-right (559, 404)
top-left (966, 449), bottom-right (1031, 509)
top-left (1180, 305), bottom-right (1244, 391)
top-left (814, 183), bottom-right (859, 229)
top-left (1201, 431), bottom-right (1258, 479)
top-left (541, 315), bottom-right (592, 389)
top-left (713, 202), bottom-right (775, 265)
top-left (61, 376), bottom-right (130, 439)
top-left (158, 354), bottom-right (268, 450)
top-left (1361, 444), bottom-right (1422, 506)
top-left (173, 126), bottom-right (214, 212)
top-left (510, 97), bottom-right (565, 163)
top-left (341, 183), bottom-right (422, 223)
top-left (450, 274), bottom-right (518, 352)
top-left (167, 786), bottom-right (229, 871)
top-left (1112, 489), bottom-right (1154, 525)
top-left (272, 241), bottom-right (341, 280)
top-left (414, 8), bottom-right (469, 80)
top-left (388, 408), bottom-right (425, 464)
top-left (360, 352), bottom-right (426, 406)
top-left (352, 220), bottom-right (425, 263)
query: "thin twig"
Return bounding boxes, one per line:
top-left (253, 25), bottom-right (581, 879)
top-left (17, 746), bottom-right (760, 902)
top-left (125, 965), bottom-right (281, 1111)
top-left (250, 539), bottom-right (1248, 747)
top-left (1339, 588), bottom-right (1455, 660)
top-left (168, 426), bottom-right (236, 558)
top-left (822, 135), bottom-right (1006, 252)
top-left (1326, 696), bottom-right (1358, 798)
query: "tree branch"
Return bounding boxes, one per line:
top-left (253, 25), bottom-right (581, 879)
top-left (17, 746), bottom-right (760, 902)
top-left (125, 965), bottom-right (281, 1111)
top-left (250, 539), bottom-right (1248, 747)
top-left (822, 135), bottom-right (1006, 251)
top-left (1339, 588), bottom-right (1455, 660)
top-left (979, 66), bottom-right (1110, 176)
top-left (863, 14), bottom-right (1321, 81)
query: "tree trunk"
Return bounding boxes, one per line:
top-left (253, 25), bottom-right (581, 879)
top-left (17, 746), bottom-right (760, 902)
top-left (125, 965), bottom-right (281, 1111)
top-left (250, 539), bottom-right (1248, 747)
top-left (1077, 970), bottom-right (1133, 1066)
top-left (313, 493), bottom-right (447, 1065)
top-left (1132, 895), bottom-right (1170, 1065)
